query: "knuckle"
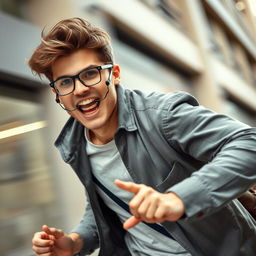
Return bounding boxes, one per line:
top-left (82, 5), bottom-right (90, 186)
top-left (129, 202), bottom-right (137, 210)
top-left (33, 232), bottom-right (40, 238)
top-left (151, 193), bottom-right (159, 200)
top-left (143, 186), bottom-right (152, 193)
top-left (144, 187), bottom-right (157, 197)
top-left (154, 211), bottom-right (162, 219)
top-left (146, 212), bottom-right (153, 219)
top-left (163, 201), bottom-right (171, 209)
top-left (138, 208), bottom-right (145, 215)
top-left (131, 211), bottom-right (140, 218)
top-left (32, 236), bottom-right (38, 245)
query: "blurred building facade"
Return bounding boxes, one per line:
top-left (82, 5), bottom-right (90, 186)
top-left (0, 0), bottom-right (256, 255)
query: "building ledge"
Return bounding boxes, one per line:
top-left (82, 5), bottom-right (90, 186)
top-left (212, 56), bottom-right (256, 112)
top-left (83, 0), bottom-right (204, 74)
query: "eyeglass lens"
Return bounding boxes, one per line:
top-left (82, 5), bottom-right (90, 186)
top-left (54, 67), bottom-right (102, 96)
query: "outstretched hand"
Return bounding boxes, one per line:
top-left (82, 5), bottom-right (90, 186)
top-left (114, 180), bottom-right (185, 230)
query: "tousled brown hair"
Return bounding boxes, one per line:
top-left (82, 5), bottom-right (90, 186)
top-left (28, 17), bottom-right (114, 81)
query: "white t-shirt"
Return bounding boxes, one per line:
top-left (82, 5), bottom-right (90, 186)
top-left (85, 129), bottom-right (191, 256)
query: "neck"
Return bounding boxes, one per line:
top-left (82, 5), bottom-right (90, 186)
top-left (89, 113), bottom-right (118, 145)
top-left (88, 98), bottom-right (119, 145)
top-left (89, 129), bottom-right (115, 145)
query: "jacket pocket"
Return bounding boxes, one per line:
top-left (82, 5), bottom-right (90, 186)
top-left (156, 162), bottom-right (189, 192)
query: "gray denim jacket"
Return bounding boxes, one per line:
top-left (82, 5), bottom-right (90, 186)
top-left (55, 85), bottom-right (256, 256)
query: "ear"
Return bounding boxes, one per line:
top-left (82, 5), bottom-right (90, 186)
top-left (113, 65), bottom-right (121, 85)
top-left (51, 88), bottom-right (57, 94)
top-left (51, 88), bottom-right (63, 104)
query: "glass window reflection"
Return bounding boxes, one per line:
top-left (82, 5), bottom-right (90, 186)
top-left (0, 95), bottom-right (58, 256)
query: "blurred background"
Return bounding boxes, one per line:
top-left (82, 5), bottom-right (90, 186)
top-left (0, 0), bottom-right (256, 255)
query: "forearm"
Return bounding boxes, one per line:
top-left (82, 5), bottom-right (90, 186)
top-left (68, 233), bottom-right (84, 254)
top-left (70, 202), bottom-right (99, 255)
top-left (163, 94), bottom-right (256, 218)
top-left (170, 121), bottom-right (256, 217)
top-left (169, 149), bottom-right (256, 219)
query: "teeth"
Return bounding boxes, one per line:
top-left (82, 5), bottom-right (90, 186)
top-left (80, 102), bottom-right (98, 111)
top-left (78, 98), bottom-right (95, 106)
top-left (78, 98), bottom-right (99, 112)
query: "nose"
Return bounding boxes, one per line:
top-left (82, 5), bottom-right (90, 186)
top-left (73, 78), bottom-right (90, 96)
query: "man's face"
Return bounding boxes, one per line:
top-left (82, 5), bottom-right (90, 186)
top-left (51, 48), bottom-right (120, 143)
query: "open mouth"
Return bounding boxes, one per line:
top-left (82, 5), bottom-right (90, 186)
top-left (77, 98), bottom-right (100, 114)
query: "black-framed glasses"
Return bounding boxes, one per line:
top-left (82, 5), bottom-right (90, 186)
top-left (49, 64), bottom-right (113, 96)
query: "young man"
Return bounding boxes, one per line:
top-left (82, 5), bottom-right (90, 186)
top-left (29, 18), bottom-right (256, 256)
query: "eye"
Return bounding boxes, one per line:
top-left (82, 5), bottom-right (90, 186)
top-left (81, 69), bottom-right (98, 80)
top-left (58, 78), bottom-right (72, 87)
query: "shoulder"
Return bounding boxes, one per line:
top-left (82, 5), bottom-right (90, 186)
top-left (124, 88), bottom-right (199, 111)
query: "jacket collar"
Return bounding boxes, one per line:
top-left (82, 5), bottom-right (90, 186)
top-left (54, 84), bottom-right (137, 162)
top-left (116, 85), bottom-right (137, 132)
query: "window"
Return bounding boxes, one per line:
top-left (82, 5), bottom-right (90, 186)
top-left (204, 13), bottom-right (226, 61)
top-left (224, 95), bottom-right (256, 126)
top-left (139, 0), bottom-right (190, 35)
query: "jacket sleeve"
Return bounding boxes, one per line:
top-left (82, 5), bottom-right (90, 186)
top-left (163, 92), bottom-right (256, 219)
top-left (70, 197), bottom-right (99, 255)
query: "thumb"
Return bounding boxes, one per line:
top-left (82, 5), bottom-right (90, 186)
top-left (123, 216), bottom-right (141, 230)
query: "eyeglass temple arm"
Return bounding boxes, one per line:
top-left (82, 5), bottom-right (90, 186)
top-left (106, 68), bottom-right (113, 86)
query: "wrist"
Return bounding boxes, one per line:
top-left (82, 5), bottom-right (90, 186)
top-left (166, 192), bottom-right (185, 218)
top-left (68, 233), bottom-right (83, 254)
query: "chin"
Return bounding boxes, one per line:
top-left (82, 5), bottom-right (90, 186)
top-left (79, 118), bottom-right (106, 131)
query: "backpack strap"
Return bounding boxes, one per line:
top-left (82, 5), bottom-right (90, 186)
top-left (92, 174), bottom-right (175, 240)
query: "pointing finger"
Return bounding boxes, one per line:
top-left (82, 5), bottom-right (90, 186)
top-left (115, 180), bottom-right (141, 194)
